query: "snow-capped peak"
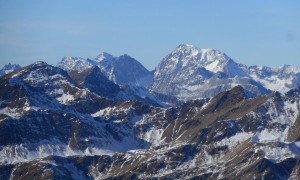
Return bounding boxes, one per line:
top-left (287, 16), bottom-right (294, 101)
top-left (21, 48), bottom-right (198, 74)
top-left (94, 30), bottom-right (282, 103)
top-left (198, 48), bottom-right (233, 73)
top-left (172, 43), bottom-right (199, 57)
top-left (96, 52), bottom-right (114, 61)
top-left (61, 56), bottom-right (86, 61)
top-left (0, 63), bottom-right (21, 76)
top-left (175, 43), bottom-right (196, 50)
top-left (1, 63), bottom-right (21, 69)
top-left (159, 44), bottom-right (235, 73)
top-left (152, 44), bottom-right (254, 100)
top-left (58, 56), bottom-right (96, 72)
top-left (32, 61), bottom-right (48, 67)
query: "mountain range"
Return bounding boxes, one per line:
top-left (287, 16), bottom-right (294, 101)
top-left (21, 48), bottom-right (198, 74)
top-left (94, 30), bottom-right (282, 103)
top-left (56, 44), bottom-right (300, 101)
top-left (0, 44), bottom-right (300, 179)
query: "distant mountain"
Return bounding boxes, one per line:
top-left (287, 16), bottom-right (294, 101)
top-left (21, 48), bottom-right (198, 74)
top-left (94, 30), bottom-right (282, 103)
top-left (247, 64), bottom-right (300, 93)
top-left (67, 66), bottom-right (122, 98)
top-left (58, 53), bottom-right (153, 88)
top-left (57, 45), bottom-right (300, 101)
top-left (67, 66), bottom-right (168, 107)
top-left (0, 63), bottom-right (21, 76)
top-left (152, 44), bottom-right (270, 100)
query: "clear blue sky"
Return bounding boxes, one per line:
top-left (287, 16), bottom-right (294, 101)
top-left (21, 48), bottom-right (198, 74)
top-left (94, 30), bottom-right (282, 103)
top-left (0, 0), bottom-right (299, 70)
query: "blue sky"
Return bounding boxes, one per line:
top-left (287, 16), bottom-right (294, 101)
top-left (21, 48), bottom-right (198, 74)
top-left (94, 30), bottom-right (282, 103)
top-left (0, 0), bottom-right (299, 70)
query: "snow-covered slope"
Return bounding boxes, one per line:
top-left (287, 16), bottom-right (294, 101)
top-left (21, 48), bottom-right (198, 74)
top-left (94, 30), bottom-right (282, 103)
top-left (247, 65), bottom-right (300, 93)
top-left (152, 44), bottom-right (268, 100)
top-left (57, 45), bottom-right (300, 102)
top-left (0, 63), bottom-right (21, 76)
top-left (0, 61), bottom-right (156, 164)
top-left (58, 53), bottom-right (153, 88)
top-left (57, 56), bottom-right (97, 72)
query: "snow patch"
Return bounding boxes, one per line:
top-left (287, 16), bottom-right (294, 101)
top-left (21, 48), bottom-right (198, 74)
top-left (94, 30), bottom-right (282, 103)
top-left (0, 143), bottom-right (115, 165)
top-left (215, 132), bottom-right (253, 149)
top-left (252, 128), bottom-right (289, 143)
top-left (142, 128), bottom-right (164, 146)
top-left (56, 92), bottom-right (75, 105)
top-left (0, 107), bottom-right (21, 119)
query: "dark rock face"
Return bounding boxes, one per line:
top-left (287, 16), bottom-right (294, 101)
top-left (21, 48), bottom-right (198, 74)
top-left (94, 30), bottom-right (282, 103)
top-left (68, 66), bottom-right (121, 98)
top-left (1, 61), bottom-right (300, 179)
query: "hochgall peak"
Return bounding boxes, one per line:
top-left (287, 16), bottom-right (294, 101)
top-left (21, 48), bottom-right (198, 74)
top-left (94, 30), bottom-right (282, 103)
top-left (174, 44), bottom-right (224, 59)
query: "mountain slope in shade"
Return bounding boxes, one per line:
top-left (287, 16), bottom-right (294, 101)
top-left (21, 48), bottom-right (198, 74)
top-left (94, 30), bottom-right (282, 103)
top-left (58, 53), bottom-right (153, 88)
top-left (67, 66), bottom-right (121, 98)
top-left (67, 66), bottom-right (169, 107)
top-left (0, 63), bottom-right (21, 76)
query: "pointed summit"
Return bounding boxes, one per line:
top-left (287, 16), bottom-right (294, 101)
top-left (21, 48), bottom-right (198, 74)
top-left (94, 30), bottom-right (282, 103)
top-left (58, 56), bottom-right (96, 72)
top-left (31, 61), bottom-right (48, 67)
top-left (96, 52), bottom-right (114, 61)
top-left (0, 63), bottom-right (21, 76)
top-left (172, 43), bottom-right (199, 57)
top-left (152, 44), bottom-right (262, 100)
top-left (175, 43), bottom-right (196, 50)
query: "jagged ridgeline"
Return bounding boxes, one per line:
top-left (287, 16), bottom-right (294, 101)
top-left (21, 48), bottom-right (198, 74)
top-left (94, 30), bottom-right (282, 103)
top-left (0, 44), bottom-right (300, 179)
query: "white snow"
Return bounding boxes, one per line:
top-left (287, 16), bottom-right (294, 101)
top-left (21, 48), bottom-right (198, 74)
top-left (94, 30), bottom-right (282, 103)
top-left (0, 107), bottom-right (21, 119)
top-left (91, 107), bottom-right (111, 117)
top-left (142, 128), bottom-right (164, 146)
top-left (56, 91), bottom-right (75, 105)
top-left (96, 52), bottom-right (114, 61)
top-left (204, 60), bottom-right (222, 73)
top-left (252, 128), bottom-right (289, 143)
top-left (257, 142), bottom-right (300, 162)
top-left (0, 143), bottom-right (116, 165)
top-left (215, 132), bottom-right (253, 149)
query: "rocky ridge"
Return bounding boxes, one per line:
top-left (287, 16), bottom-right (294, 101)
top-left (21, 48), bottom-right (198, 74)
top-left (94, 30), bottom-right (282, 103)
top-left (0, 63), bottom-right (21, 77)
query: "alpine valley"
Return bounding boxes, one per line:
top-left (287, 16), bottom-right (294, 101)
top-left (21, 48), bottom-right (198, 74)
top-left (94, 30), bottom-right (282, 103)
top-left (1, 44), bottom-right (300, 179)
